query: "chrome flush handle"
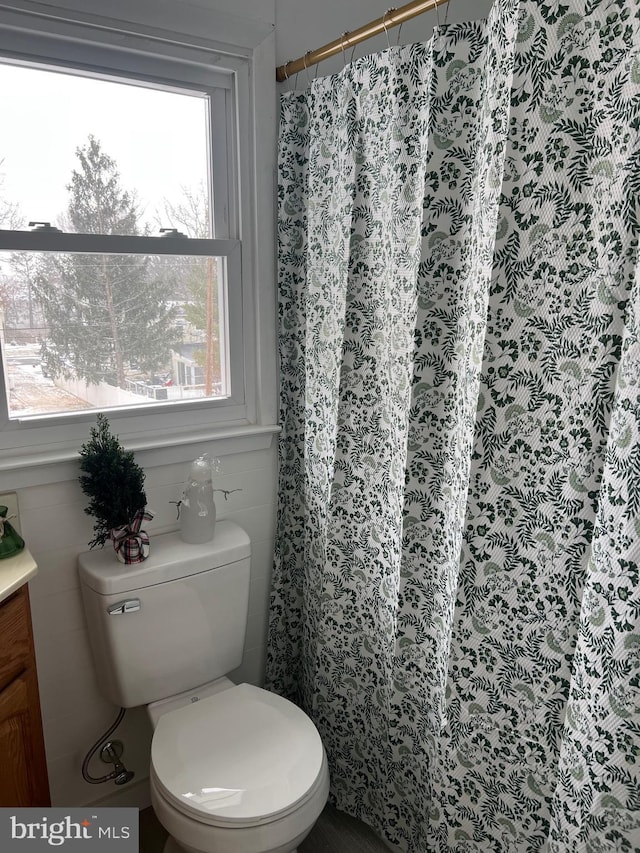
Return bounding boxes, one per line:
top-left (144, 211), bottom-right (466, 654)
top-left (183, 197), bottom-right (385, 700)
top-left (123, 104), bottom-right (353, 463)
top-left (107, 599), bottom-right (141, 615)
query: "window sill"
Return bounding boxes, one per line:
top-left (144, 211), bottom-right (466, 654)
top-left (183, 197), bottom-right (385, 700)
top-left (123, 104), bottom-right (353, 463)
top-left (0, 423), bottom-right (280, 488)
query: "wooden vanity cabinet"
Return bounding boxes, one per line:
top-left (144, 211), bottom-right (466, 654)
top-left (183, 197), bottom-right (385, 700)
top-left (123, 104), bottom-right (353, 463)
top-left (0, 584), bottom-right (51, 806)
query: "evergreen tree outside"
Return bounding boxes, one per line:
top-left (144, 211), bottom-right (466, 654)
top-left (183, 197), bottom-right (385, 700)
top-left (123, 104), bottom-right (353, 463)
top-left (33, 136), bottom-right (181, 388)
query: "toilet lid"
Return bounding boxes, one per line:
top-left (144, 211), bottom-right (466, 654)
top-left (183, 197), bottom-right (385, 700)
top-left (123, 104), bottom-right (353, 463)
top-left (151, 683), bottom-right (325, 826)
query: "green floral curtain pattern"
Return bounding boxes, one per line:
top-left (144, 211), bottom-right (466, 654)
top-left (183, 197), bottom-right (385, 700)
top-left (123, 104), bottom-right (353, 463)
top-left (269, 38), bottom-right (435, 837)
top-left (267, 1), bottom-right (640, 851)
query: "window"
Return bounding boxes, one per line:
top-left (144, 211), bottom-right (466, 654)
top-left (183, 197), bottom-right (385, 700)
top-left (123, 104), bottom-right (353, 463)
top-left (0, 4), bottom-right (271, 473)
top-left (0, 59), bottom-right (242, 420)
top-left (1, 242), bottom-right (240, 420)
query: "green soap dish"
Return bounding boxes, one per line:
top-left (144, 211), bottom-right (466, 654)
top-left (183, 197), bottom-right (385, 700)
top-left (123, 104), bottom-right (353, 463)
top-left (0, 505), bottom-right (25, 559)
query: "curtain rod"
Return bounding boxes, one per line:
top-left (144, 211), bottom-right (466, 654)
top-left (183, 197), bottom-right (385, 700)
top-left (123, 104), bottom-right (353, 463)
top-left (276, 0), bottom-right (449, 82)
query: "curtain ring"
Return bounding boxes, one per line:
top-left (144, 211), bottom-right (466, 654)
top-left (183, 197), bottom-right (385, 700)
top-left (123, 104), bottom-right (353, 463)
top-left (444, 0), bottom-right (452, 24)
top-left (434, 0), bottom-right (441, 28)
top-left (341, 32), bottom-right (349, 67)
top-left (303, 51), bottom-right (312, 87)
top-left (382, 9), bottom-right (393, 50)
top-left (396, 21), bottom-right (404, 45)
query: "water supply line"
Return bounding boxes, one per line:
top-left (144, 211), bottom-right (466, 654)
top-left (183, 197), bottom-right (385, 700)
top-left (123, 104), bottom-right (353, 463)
top-left (81, 707), bottom-right (135, 786)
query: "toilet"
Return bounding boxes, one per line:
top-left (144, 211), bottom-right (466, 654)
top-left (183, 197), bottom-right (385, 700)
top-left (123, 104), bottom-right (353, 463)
top-left (79, 521), bottom-right (329, 853)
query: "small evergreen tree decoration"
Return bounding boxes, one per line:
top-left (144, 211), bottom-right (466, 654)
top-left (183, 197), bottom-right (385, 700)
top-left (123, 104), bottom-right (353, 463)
top-left (79, 414), bottom-right (149, 555)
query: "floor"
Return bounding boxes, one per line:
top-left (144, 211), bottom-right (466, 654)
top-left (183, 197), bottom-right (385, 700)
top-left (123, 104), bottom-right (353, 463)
top-left (299, 805), bottom-right (391, 853)
top-left (139, 803), bottom-right (390, 853)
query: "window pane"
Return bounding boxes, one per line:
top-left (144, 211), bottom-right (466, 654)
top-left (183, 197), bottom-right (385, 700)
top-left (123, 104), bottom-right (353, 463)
top-left (0, 61), bottom-right (212, 237)
top-left (0, 251), bottom-right (227, 418)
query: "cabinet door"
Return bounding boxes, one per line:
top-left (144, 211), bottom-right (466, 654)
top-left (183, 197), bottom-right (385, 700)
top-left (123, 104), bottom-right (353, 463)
top-left (0, 670), bottom-right (49, 806)
top-left (0, 591), bottom-right (30, 691)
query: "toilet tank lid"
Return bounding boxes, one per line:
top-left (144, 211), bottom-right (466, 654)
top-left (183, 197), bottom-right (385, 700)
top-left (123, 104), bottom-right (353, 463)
top-left (78, 521), bottom-right (250, 595)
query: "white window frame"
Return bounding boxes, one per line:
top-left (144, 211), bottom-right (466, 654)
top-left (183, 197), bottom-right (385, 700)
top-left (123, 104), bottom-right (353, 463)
top-left (0, 2), bottom-right (277, 481)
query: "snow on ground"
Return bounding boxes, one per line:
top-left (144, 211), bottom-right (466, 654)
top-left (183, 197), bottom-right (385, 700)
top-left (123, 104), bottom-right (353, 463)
top-left (7, 361), bottom-right (89, 416)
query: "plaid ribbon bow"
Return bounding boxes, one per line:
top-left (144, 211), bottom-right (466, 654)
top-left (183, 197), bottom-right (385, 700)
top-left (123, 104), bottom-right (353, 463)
top-left (111, 508), bottom-right (154, 564)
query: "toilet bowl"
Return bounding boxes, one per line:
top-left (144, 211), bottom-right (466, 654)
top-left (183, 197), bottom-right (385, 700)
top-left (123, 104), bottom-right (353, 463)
top-left (148, 681), bottom-right (330, 853)
top-left (78, 522), bottom-right (329, 853)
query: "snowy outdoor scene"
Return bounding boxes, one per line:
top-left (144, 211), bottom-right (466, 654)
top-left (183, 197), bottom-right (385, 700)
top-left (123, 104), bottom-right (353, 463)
top-left (0, 60), bottom-right (225, 419)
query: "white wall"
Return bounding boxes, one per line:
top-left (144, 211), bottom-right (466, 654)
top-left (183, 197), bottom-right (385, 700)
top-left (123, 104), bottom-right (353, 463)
top-left (6, 0), bottom-right (275, 46)
top-left (275, 0), bottom-right (495, 83)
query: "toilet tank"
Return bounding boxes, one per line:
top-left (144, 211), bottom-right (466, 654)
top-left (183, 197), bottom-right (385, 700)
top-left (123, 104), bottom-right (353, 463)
top-left (78, 521), bottom-right (251, 708)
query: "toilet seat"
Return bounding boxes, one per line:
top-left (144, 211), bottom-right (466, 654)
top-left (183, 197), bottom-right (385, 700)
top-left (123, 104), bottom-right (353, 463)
top-left (151, 683), bottom-right (326, 828)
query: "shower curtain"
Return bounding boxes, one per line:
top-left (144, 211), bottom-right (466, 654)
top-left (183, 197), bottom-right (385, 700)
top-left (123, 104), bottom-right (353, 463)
top-left (267, 0), bottom-right (640, 850)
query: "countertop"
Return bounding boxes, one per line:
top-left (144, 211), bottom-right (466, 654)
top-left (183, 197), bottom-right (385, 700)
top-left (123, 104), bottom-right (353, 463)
top-left (0, 548), bottom-right (38, 604)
